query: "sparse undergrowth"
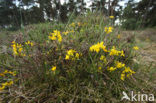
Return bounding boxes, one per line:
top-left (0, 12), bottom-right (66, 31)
top-left (0, 13), bottom-right (155, 103)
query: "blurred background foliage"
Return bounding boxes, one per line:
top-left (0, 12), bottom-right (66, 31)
top-left (0, 0), bottom-right (156, 30)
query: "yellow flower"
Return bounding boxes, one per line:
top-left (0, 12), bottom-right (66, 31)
top-left (115, 61), bottom-right (125, 68)
top-left (120, 50), bottom-right (125, 57)
top-left (0, 73), bottom-right (5, 77)
top-left (65, 49), bottom-right (80, 60)
top-left (4, 70), bottom-right (9, 74)
top-left (62, 31), bottom-right (69, 35)
top-left (21, 53), bottom-right (26, 57)
top-left (133, 46), bottom-right (139, 50)
top-left (69, 23), bottom-right (75, 27)
top-left (89, 42), bottom-right (107, 53)
top-left (0, 81), bottom-right (14, 90)
top-left (121, 73), bottom-right (125, 81)
top-left (11, 41), bottom-right (18, 55)
top-left (98, 67), bottom-right (102, 70)
top-left (8, 71), bottom-right (16, 76)
top-left (127, 73), bottom-right (132, 77)
top-left (101, 45), bottom-right (108, 52)
top-left (25, 41), bottom-right (34, 46)
top-left (49, 30), bottom-right (62, 43)
top-left (11, 41), bottom-right (25, 56)
top-left (117, 34), bottom-right (120, 39)
top-left (49, 35), bottom-right (56, 40)
top-left (30, 42), bottom-right (34, 46)
top-left (108, 67), bottom-right (116, 72)
top-left (109, 16), bottom-right (114, 19)
top-left (123, 67), bottom-right (135, 74)
top-left (100, 55), bottom-right (105, 61)
top-left (0, 85), bottom-right (5, 91)
top-left (18, 47), bottom-right (23, 53)
top-left (57, 34), bottom-right (62, 43)
top-left (7, 81), bottom-right (13, 86)
top-left (75, 53), bottom-right (79, 59)
top-left (2, 82), bottom-right (8, 86)
top-left (51, 66), bottom-right (56, 71)
top-left (65, 55), bottom-right (70, 60)
top-left (12, 41), bottom-right (16, 44)
top-left (16, 44), bottom-right (22, 48)
top-left (67, 49), bottom-right (76, 56)
top-left (109, 46), bottom-right (125, 57)
top-left (121, 67), bottom-right (135, 80)
top-left (109, 46), bottom-right (120, 56)
top-left (70, 30), bottom-right (74, 33)
top-left (25, 41), bottom-right (30, 45)
top-left (90, 45), bottom-right (100, 53)
top-left (104, 26), bottom-right (113, 34)
top-left (100, 55), bottom-right (107, 63)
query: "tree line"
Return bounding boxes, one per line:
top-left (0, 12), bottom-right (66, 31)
top-left (0, 0), bottom-right (155, 30)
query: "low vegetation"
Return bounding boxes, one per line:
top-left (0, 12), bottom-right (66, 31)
top-left (0, 13), bottom-right (155, 103)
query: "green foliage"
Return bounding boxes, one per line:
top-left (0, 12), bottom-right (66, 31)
top-left (121, 18), bottom-right (142, 30)
top-left (0, 0), bottom-right (123, 29)
top-left (121, 0), bottom-right (141, 30)
top-left (121, 0), bottom-right (156, 29)
top-left (0, 0), bottom-right (19, 28)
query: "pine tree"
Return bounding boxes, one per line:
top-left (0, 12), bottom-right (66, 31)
top-left (0, 0), bottom-right (19, 28)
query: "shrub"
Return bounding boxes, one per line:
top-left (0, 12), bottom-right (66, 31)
top-left (0, 13), bottom-right (146, 102)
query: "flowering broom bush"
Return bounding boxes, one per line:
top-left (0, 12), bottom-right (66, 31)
top-left (0, 13), bottom-right (152, 103)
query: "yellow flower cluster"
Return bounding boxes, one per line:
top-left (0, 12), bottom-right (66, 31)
top-left (62, 30), bottom-right (75, 35)
top-left (121, 67), bottom-right (135, 81)
top-left (109, 46), bottom-right (125, 57)
top-left (108, 61), bottom-right (125, 72)
top-left (69, 23), bottom-right (76, 27)
top-left (11, 41), bottom-right (25, 56)
top-left (0, 81), bottom-right (14, 91)
top-left (107, 61), bottom-right (135, 80)
top-left (65, 49), bottom-right (80, 60)
top-left (77, 22), bottom-right (87, 26)
top-left (25, 40), bottom-right (34, 46)
top-left (49, 30), bottom-right (62, 43)
top-left (51, 66), bottom-right (56, 71)
top-left (0, 70), bottom-right (16, 77)
top-left (62, 31), bottom-right (69, 35)
top-left (98, 67), bottom-right (102, 70)
top-left (133, 46), bottom-right (139, 50)
top-left (89, 40), bottom-right (135, 81)
top-left (0, 69), bottom-right (16, 91)
top-left (104, 26), bottom-right (113, 34)
top-left (89, 42), bottom-right (124, 57)
top-left (89, 42), bottom-right (107, 53)
top-left (100, 55), bottom-right (107, 63)
top-left (108, 67), bottom-right (117, 71)
top-left (69, 22), bottom-right (86, 27)
top-left (109, 16), bottom-right (114, 19)
top-left (115, 61), bottom-right (125, 68)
